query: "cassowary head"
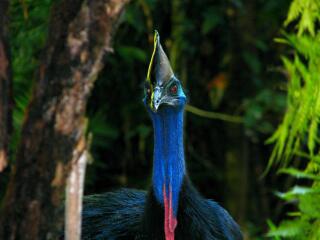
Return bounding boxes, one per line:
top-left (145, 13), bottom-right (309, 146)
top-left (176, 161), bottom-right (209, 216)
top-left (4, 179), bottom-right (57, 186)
top-left (144, 31), bottom-right (187, 112)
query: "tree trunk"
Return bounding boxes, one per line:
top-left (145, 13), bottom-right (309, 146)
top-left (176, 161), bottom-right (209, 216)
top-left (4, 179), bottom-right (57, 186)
top-left (0, 0), bottom-right (12, 172)
top-left (0, 0), bottom-right (128, 239)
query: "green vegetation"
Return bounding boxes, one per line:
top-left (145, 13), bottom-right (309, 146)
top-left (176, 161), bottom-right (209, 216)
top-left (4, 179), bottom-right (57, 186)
top-left (267, 0), bottom-right (320, 239)
top-left (9, 0), bottom-right (52, 158)
top-left (0, 0), bottom-right (53, 196)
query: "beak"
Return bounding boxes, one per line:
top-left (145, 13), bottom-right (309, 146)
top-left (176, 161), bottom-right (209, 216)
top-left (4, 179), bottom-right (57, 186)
top-left (146, 30), bottom-right (174, 112)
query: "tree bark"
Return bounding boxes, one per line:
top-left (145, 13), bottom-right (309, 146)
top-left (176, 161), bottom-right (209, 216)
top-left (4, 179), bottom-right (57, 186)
top-left (0, 0), bottom-right (128, 239)
top-left (0, 0), bottom-right (12, 172)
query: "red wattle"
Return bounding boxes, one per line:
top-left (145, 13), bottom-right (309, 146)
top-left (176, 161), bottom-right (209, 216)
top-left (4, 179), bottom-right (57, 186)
top-left (163, 185), bottom-right (177, 240)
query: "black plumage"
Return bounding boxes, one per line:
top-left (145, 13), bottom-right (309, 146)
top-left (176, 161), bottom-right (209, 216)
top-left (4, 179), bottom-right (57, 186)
top-left (82, 189), bottom-right (144, 239)
top-left (82, 177), bottom-right (242, 240)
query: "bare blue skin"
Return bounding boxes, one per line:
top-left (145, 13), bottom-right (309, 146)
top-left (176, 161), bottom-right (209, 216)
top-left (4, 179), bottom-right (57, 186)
top-left (144, 77), bottom-right (187, 217)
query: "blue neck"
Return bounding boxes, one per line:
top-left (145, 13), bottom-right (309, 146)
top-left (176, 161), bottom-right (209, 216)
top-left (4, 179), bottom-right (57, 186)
top-left (150, 106), bottom-right (185, 216)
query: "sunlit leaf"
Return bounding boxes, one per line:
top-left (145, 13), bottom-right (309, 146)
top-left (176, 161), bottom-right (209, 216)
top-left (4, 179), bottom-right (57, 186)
top-left (278, 168), bottom-right (320, 180)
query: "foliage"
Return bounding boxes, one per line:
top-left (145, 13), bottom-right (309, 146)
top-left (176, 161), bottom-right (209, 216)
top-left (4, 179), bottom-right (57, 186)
top-left (9, 0), bottom-right (52, 158)
top-left (267, 0), bottom-right (320, 239)
top-left (0, 0), bottom-right (52, 200)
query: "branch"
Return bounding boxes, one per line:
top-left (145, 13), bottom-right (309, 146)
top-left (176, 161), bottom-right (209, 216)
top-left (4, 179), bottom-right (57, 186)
top-left (65, 134), bottom-right (88, 240)
top-left (185, 104), bottom-right (243, 124)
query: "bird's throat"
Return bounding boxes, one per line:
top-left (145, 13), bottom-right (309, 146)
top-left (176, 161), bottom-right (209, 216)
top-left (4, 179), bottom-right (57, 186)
top-left (150, 106), bottom-right (185, 239)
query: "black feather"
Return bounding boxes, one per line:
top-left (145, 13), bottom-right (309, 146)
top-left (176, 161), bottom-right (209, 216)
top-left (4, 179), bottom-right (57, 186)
top-left (81, 189), bottom-right (146, 240)
top-left (81, 177), bottom-right (242, 240)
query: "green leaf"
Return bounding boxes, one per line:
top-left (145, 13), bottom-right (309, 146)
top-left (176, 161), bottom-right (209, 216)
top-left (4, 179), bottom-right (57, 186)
top-left (284, 0), bottom-right (302, 26)
top-left (298, 5), bottom-right (316, 36)
top-left (266, 220), bottom-right (281, 240)
top-left (267, 219), bottom-right (307, 238)
top-left (278, 168), bottom-right (320, 180)
top-left (299, 192), bottom-right (320, 218)
top-left (308, 119), bottom-right (317, 155)
top-left (275, 186), bottom-right (319, 201)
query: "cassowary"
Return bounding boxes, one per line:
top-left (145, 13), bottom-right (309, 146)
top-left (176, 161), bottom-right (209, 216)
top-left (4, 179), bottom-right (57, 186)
top-left (82, 31), bottom-right (243, 240)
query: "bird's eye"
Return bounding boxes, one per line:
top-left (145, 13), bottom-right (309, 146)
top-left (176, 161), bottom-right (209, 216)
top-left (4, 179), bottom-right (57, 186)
top-left (170, 84), bottom-right (178, 95)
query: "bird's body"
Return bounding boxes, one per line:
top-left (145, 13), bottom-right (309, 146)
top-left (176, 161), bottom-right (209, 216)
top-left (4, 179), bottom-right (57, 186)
top-left (82, 178), bottom-right (242, 240)
top-left (81, 31), bottom-right (242, 240)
